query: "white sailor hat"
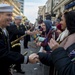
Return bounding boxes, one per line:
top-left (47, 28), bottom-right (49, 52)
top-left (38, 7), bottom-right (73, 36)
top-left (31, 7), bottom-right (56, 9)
top-left (0, 3), bottom-right (13, 12)
top-left (14, 16), bottom-right (22, 19)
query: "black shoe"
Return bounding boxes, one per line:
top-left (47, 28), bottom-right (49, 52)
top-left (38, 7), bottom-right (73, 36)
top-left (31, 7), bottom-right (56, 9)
top-left (17, 70), bottom-right (25, 74)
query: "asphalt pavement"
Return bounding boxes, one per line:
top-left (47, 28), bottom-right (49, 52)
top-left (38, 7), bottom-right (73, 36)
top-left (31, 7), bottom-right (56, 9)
top-left (13, 40), bottom-right (46, 75)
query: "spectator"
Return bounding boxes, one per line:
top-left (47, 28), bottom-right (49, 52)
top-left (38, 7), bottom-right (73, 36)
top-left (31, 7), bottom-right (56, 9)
top-left (45, 12), bottom-right (51, 20)
top-left (30, 11), bottom-right (75, 75)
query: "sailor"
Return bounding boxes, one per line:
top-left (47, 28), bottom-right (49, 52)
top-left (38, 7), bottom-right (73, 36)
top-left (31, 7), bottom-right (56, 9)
top-left (7, 15), bottom-right (27, 74)
top-left (0, 3), bottom-right (37, 75)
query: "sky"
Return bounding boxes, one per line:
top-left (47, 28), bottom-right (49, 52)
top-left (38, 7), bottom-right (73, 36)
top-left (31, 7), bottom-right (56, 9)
top-left (24, 0), bottom-right (47, 23)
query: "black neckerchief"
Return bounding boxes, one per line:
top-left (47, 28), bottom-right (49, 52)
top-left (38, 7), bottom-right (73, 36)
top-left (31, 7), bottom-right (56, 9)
top-left (0, 28), bottom-right (10, 51)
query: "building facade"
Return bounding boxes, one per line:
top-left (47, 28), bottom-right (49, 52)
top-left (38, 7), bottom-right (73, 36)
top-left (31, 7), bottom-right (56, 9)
top-left (38, 6), bottom-right (46, 20)
top-left (46, 0), bottom-right (52, 14)
top-left (0, 0), bottom-right (26, 22)
top-left (0, 0), bottom-right (20, 18)
top-left (38, 6), bottom-right (44, 16)
top-left (17, 0), bottom-right (24, 14)
top-left (65, 0), bottom-right (75, 11)
top-left (52, 0), bottom-right (73, 18)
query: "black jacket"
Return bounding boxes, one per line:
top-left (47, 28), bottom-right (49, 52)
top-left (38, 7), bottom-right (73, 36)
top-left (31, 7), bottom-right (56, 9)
top-left (38, 43), bottom-right (75, 75)
top-left (0, 28), bottom-right (24, 75)
top-left (7, 25), bottom-right (25, 42)
top-left (19, 24), bottom-right (26, 32)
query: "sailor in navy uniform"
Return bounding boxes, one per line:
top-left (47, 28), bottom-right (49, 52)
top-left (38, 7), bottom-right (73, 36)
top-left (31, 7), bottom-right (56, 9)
top-left (0, 3), bottom-right (37, 75)
top-left (7, 15), bottom-right (26, 74)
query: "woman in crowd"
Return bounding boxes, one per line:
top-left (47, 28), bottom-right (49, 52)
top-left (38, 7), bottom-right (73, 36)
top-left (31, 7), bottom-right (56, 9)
top-left (31, 11), bottom-right (75, 75)
top-left (36, 20), bottom-right (52, 52)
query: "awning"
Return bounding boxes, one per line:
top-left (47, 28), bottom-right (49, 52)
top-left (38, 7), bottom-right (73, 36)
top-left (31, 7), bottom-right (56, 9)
top-left (65, 1), bottom-right (75, 9)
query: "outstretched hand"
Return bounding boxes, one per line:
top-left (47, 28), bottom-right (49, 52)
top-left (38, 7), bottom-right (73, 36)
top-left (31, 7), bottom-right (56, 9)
top-left (29, 53), bottom-right (40, 64)
top-left (48, 38), bottom-right (59, 50)
top-left (25, 30), bottom-right (31, 35)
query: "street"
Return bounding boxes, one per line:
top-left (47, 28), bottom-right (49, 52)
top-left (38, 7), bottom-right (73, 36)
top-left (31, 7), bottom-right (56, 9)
top-left (14, 41), bottom-right (45, 75)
